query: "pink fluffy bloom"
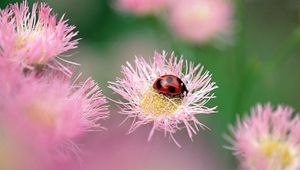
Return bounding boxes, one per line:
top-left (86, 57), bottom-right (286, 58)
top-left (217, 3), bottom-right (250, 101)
top-left (168, 0), bottom-right (233, 44)
top-left (0, 55), bottom-right (22, 96)
top-left (228, 104), bottom-right (300, 170)
top-left (1, 76), bottom-right (109, 156)
top-left (109, 51), bottom-right (217, 146)
top-left (115, 0), bottom-right (170, 15)
top-left (0, 1), bottom-right (79, 75)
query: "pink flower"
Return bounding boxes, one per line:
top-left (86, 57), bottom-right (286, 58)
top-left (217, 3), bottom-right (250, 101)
top-left (80, 123), bottom-right (224, 170)
top-left (168, 0), bottom-right (233, 44)
top-left (0, 54), bottom-right (22, 96)
top-left (1, 75), bottom-right (109, 156)
top-left (115, 0), bottom-right (170, 15)
top-left (0, 1), bottom-right (79, 75)
top-left (228, 104), bottom-right (300, 170)
top-left (109, 51), bottom-right (217, 146)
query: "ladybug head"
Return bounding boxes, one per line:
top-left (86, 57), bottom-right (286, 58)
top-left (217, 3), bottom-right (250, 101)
top-left (176, 77), bottom-right (188, 95)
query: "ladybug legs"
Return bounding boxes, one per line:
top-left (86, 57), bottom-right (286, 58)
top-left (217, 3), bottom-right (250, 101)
top-left (160, 92), bottom-right (185, 99)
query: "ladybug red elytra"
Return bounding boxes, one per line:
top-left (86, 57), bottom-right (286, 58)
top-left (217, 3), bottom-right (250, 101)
top-left (153, 74), bottom-right (188, 96)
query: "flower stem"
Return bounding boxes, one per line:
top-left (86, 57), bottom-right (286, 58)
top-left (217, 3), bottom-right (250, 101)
top-left (231, 0), bottom-right (247, 119)
top-left (269, 27), bottom-right (300, 70)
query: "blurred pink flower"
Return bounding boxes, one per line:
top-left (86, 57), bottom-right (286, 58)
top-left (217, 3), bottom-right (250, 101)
top-left (0, 54), bottom-right (22, 96)
top-left (168, 0), bottom-right (233, 44)
top-left (1, 76), bottom-right (109, 157)
top-left (80, 122), bottom-right (224, 170)
top-left (109, 51), bottom-right (217, 146)
top-left (228, 104), bottom-right (300, 170)
top-left (0, 1), bottom-right (79, 75)
top-left (115, 0), bottom-right (170, 15)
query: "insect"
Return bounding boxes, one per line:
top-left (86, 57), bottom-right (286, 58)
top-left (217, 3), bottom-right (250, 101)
top-left (153, 74), bottom-right (188, 96)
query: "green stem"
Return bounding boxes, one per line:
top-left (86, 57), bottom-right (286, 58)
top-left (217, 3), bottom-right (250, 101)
top-left (269, 27), bottom-right (300, 70)
top-left (228, 0), bottom-right (247, 168)
top-left (232, 0), bottom-right (246, 118)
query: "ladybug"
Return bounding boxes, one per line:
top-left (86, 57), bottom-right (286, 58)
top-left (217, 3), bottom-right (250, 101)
top-left (153, 74), bottom-right (188, 96)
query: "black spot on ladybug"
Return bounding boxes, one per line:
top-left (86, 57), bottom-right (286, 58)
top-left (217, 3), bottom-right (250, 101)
top-left (166, 77), bottom-right (173, 83)
top-left (177, 77), bottom-right (183, 84)
top-left (156, 79), bottom-right (162, 89)
top-left (168, 86), bottom-right (176, 93)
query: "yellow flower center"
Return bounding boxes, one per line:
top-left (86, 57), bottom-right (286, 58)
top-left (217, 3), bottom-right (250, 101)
top-left (14, 31), bottom-right (47, 64)
top-left (260, 138), bottom-right (295, 169)
top-left (185, 4), bottom-right (211, 23)
top-left (140, 88), bottom-right (182, 117)
top-left (195, 5), bottom-right (211, 21)
top-left (24, 101), bottom-right (56, 131)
